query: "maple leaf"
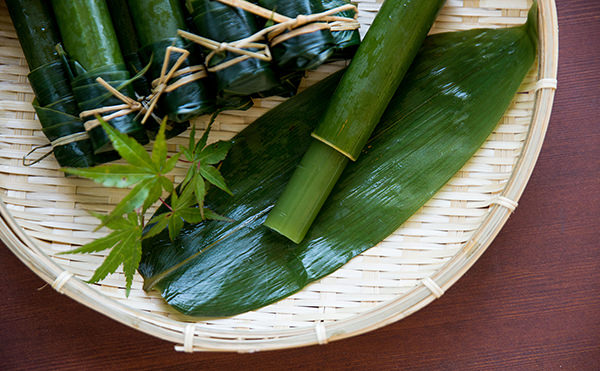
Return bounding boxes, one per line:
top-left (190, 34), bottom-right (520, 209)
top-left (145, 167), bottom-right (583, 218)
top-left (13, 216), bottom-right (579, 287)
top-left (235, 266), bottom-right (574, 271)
top-left (61, 212), bottom-right (143, 295)
top-left (180, 122), bottom-right (233, 220)
top-left (148, 182), bottom-right (231, 241)
top-left (64, 118), bottom-right (178, 229)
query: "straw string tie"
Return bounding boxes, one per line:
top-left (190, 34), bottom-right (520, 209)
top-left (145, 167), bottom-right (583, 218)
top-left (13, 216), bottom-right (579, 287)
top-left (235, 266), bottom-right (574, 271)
top-left (178, 30), bottom-right (272, 73)
top-left (315, 322), bottom-right (329, 345)
top-left (535, 78), bottom-right (557, 91)
top-left (214, 0), bottom-right (359, 48)
top-left (422, 277), bottom-right (445, 299)
top-left (144, 46), bottom-right (208, 124)
top-left (177, 323), bottom-right (197, 353)
top-left (492, 195), bottom-right (518, 212)
top-left (80, 78), bottom-right (145, 131)
top-left (51, 271), bottom-right (74, 294)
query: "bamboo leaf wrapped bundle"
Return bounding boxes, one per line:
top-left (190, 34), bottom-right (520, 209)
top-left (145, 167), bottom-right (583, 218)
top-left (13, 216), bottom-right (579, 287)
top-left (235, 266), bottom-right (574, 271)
top-left (105, 0), bottom-right (189, 139)
top-left (254, 69), bottom-right (305, 98)
top-left (105, 0), bottom-right (151, 98)
top-left (6, 0), bottom-right (97, 168)
top-left (256, 0), bottom-right (336, 70)
top-left (51, 0), bottom-right (149, 154)
top-left (126, 0), bottom-right (215, 122)
top-left (264, 0), bottom-right (446, 243)
top-left (140, 6), bottom-right (538, 317)
top-left (321, 0), bottom-right (360, 58)
top-left (184, 0), bottom-right (280, 102)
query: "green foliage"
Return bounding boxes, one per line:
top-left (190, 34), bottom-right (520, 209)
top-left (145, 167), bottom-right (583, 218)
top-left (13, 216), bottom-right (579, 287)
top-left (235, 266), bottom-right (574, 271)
top-left (62, 117), bottom-right (232, 294)
top-left (62, 212), bottom-right (143, 295)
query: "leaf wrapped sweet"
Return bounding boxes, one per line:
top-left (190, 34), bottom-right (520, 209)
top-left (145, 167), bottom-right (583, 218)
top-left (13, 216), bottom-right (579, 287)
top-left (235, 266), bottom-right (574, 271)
top-left (321, 0), bottom-right (360, 58)
top-left (185, 0), bottom-right (280, 106)
top-left (105, 0), bottom-right (151, 98)
top-left (6, 0), bottom-right (97, 167)
top-left (106, 0), bottom-right (189, 139)
top-left (256, 0), bottom-right (336, 70)
top-left (51, 0), bottom-right (148, 155)
top-left (127, 0), bottom-right (215, 122)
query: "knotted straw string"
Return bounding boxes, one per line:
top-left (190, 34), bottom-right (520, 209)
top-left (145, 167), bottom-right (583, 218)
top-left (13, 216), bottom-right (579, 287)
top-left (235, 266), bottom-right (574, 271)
top-left (179, 0), bottom-right (359, 72)
top-left (143, 46), bottom-right (208, 124)
top-left (219, 0), bottom-right (359, 47)
top-left (178, 30), bottom-right (272, 73)
top-left (23, 131), bottom-right (91, 166)
top-left (80, 78), bottom-right (145, 131)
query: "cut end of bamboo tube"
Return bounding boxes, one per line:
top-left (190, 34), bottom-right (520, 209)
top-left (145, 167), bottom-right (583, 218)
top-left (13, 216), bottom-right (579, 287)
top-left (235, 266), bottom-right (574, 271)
top-left (263, 218), bottom-right (305, 244)
top-left (263, 141), bottom-right (349, 243)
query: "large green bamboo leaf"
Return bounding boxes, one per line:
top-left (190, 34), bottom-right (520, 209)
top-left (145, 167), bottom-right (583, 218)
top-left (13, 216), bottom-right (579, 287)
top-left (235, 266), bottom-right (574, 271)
top-left (140, 10), bottom-right (538, 317)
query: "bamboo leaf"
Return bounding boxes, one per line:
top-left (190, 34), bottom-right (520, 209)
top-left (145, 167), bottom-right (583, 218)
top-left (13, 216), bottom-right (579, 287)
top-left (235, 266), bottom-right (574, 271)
top-left (140, 16), bottom-right (538, 317)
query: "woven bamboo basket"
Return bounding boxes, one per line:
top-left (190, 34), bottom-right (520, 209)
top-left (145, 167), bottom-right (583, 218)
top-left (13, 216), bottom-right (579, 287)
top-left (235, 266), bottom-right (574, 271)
top-left (0, 0), bottom-right (558, 352)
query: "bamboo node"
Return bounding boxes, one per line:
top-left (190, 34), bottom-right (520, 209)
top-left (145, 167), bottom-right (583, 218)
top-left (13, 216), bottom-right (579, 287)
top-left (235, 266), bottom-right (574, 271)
top-left (422, 277), bottom-right (444, 298)
top-left (51, 271), bottom-right (74, 294)
top-left (492, 196), bottom-right (518, 212)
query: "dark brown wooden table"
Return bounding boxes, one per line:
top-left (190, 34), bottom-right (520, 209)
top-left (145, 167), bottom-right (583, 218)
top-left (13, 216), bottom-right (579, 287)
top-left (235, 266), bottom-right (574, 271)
top-left (1, 1), bottom-right (598, 369)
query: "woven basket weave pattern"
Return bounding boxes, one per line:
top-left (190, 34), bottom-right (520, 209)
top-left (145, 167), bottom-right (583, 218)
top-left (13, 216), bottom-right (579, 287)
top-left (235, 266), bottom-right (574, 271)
top-left (0, 0), bottom-right (557, 352)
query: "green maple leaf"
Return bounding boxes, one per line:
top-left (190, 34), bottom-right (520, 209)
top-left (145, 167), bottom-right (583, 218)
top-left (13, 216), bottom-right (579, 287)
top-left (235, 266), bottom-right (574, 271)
top-left (59, 115), bottom-right (233, 294)
top-left (61, 212), bottom-right (143, 296)
top-left (64, 118), bottom-right (179, 229)
top-left (181, 122), bottom-right (233, 210)
top-left (148, 183), bottom-right (231, 241)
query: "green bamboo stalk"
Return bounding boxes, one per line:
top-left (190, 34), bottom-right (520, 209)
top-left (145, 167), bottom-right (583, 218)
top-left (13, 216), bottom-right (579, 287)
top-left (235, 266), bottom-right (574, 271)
top-left (6, 0), bottom-right (60, 70)
top-left (52, 0), bottom-right (123, 70)
top-left (106, 0), bottom-right (189, 139)
top-left (52, 0), bottom-right (148, 154)
top-left (264, 0), bottom-right (446, 243)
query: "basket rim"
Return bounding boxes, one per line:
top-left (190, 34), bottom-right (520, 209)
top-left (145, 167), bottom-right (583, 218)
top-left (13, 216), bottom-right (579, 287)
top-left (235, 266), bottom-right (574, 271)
top-left (0, 0), bottom-right (558, 353)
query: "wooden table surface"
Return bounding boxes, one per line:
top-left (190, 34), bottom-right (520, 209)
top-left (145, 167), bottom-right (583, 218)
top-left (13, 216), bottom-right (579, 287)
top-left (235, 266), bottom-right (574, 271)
top-left (1, 1), bottom-right (598, 369)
